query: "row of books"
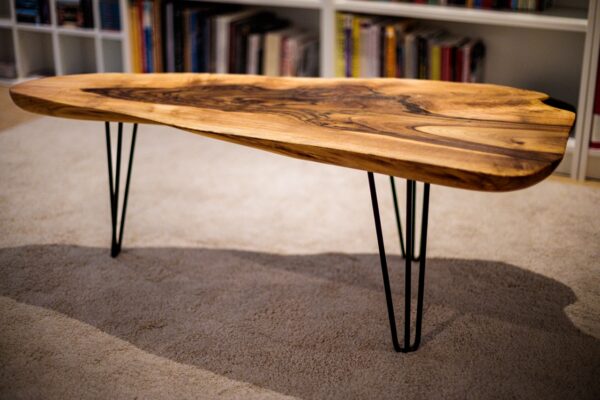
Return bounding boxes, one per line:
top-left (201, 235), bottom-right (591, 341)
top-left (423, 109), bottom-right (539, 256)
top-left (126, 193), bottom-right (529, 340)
top-left (100, 0), bottom-right (121, 31)
top-left (370, 0), bottom-right (553, 11)
top-left (128, 1), bottom-right (319, 77)
top-left (56, 0), bottom-right (94, 28)
top-left (15, 0), bottom-right (120, 30)
top-left (15, 0), bottom-right (50, 25)
top-left (335, 13), bottom-right (485, 82)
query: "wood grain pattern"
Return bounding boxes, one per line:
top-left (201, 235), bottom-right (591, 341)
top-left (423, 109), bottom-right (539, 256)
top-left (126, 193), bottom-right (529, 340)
top-left (10, 73), bottom-right (575, 191)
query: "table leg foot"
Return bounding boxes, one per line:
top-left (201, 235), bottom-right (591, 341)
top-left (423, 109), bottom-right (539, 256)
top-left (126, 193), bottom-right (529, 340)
top-left (105, 122), bottom-right (138, 258)
top-left (368, 172), bottom-right (430, 352)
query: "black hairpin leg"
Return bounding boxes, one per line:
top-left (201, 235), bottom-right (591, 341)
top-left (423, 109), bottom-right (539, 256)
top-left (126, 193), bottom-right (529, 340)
top-left (390, 176), bottom-right (425, 261)
top-left (369, 172), bottom-right (430, 352)
top-left (105, 122), bottom-right (138, 258)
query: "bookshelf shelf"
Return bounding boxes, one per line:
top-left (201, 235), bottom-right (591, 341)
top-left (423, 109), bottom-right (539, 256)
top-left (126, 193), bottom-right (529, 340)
top-left (205, 0), bottom-right (322, 9)
top-left (57, 27), bottom-right (97, 37)
top-left (16, 23), bottom-right (53, 33)
top-left (334, 1), bottom-right (588, 32)
top-left (100, 30), bottom-right (123, 40)
top-left (59, 35), bottom-right (97, 74)
top-left (18, 30), bottom-right (55, 77)
top-left (0, 19), bottom-right (11, 28)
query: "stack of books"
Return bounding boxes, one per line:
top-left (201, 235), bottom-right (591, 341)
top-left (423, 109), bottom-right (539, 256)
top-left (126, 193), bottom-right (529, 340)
top-left (335, 13), bottom-right (485, 82)
top-left (128, 1), bottom-right (319, 77)
top-left (56, 0), bottom-right (94, 28)
top-left (368, 0), bottom-right (553, 11)
top-left (100, 0), bottom-right (121, 31)
top-left (15, 0), bottom-right (50, 24)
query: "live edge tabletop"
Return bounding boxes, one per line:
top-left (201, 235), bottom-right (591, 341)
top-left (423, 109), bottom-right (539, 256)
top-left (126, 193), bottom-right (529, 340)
top-left (10, 73), bottom-right (575, 191)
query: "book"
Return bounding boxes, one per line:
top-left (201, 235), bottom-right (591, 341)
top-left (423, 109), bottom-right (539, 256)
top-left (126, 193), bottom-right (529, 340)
top-left (351, 16), bottom-right (361, 77)
top-left (100, 0), bottom-right (120, 31)
top-left (247, 33), bottom-right (261, 75)
top-left (404, 31), bottom-right (418, 79)
top-left (142, 1), bottom-right (153, 72)
top-left (429, 36), bottom-right (442, 80)
top-left (129, 3), bottom-right (142, 72)
top-left (335, 13), bottom-right (346, 77)
top-left (384, 24), bottom-right (397, 78)
top-left (344, 14), bottom-right (353, 78)
top-left (164, 1), bottom-right (175, 72)
top-left (215, 10), bottom-right (255, 73)
top-left (264, 28), bottom-right (295, 76)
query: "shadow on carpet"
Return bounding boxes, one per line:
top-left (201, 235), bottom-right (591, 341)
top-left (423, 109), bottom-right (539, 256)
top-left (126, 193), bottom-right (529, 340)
top-left (1, 245), bottom-right (598, 399)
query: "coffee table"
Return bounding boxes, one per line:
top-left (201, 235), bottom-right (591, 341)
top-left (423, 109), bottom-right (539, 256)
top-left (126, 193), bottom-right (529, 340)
top-left (10, 73), bottom-right (575, 352)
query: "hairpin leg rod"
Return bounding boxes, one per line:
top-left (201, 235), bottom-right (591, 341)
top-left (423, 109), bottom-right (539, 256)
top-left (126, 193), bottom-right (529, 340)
top-left (390, 176), bottom-right (426, 261)
top-left (105, 122), bottom-right (138, 257)
top-left (369, 172), bottom-right (430, 352)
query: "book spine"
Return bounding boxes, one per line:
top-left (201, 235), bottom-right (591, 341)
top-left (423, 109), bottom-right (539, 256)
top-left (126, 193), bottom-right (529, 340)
top-left (136, 1), bottom-right (145, 72)
top-left (344, 15), bottom-right (352, 78)
top-left (216, 17), bottom-right (228, 74)
top-left (247, 34), bottom-right (259, 75)
top-left (417, 35), bottom-right (428, 79)
top-left (395, 31), bottom-right (403, 78)
top-left (455, 46), bottom-right (464, 82)
top-left (282, 36), bottom-right (291, 76)
top-left (129, 3), bottom-right (140, 73)
top-left (404, 34), bottom-right (416, 79)
top-left (165, 2), bottom-right (175, 72)
top-left (152, 0), bottom-right (162, 72)
top-left (441, 45), bottom-right (450, 81)
top-left (351, 16), bottom-right (360, 78)
top-left (385, 25), bottom-right (396, 78)
top-left (360, 21), bottom-right (371, 78)
top-left (463, 44), bottom-right (471, 82)
top-left (335, 13), bottom-right (346, 78)
top-left (429, 42), bottom-right (441, 80)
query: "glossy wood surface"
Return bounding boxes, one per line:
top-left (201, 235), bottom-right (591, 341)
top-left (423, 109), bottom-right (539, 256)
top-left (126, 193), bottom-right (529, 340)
top-left (10, 73), bottom-right (575, 191)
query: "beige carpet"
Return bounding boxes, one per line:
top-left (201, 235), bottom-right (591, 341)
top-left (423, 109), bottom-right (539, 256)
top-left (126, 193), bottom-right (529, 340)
top-left (0, 113), bottom-right (599, 399)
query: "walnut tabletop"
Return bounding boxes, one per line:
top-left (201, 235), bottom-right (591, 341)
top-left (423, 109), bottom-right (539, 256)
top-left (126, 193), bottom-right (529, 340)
top-left (10, 73), bottom-right (575, 191)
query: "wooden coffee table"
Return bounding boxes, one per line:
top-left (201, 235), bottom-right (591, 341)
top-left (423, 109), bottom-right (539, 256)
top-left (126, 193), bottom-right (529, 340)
top-left (10, 73), bottom-right (575, 352)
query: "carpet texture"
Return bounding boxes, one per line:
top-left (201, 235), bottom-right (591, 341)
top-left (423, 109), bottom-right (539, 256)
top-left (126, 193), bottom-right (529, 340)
top-left (0, 117), bottom-right (599, 399)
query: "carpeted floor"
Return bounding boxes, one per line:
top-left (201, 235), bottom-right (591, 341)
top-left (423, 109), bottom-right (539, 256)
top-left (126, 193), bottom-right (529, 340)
top-left (0, 103), bottom-right (599, 398)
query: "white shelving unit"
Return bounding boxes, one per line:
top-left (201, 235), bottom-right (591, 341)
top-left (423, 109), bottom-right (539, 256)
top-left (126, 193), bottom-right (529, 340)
top-left (0, 0), bottom-right (127, 84)
top-left (1, 0), bottom-right (599, 180)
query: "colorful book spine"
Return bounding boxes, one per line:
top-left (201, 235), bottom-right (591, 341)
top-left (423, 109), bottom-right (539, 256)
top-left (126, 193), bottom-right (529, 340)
top-left (351, 16), bottom-right (361, 78)
top-left (142, 1), bottom-right (153, 73)
top-left (344, 15), bottom-right (352, 77)
top-left (335, 13), bottom-right (346, 77)
top-left (429, 40), bottom-right (441, 80)
top-left (385, 25), bottom-right (396, 78)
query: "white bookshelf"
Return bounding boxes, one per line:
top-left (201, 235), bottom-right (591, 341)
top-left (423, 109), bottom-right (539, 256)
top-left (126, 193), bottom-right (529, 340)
top-left (1, 0), bottom-right (599, 180)
top-left (0, 0), bottom-right (128, 83)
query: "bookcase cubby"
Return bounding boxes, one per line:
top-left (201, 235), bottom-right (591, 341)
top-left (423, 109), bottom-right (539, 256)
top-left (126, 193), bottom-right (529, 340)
top-left (59, 34), bottom-right (97, 74)
top-left (0, 2), bottom-right (11, 20)
top-left (102, 38), bottom-right (123, 72)
top-left (0, 28), bottom-right (17, 79)
top-left (1, 0), bottom-right (599, 181)
top-left (18, 30), bottom-right (55, 76)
